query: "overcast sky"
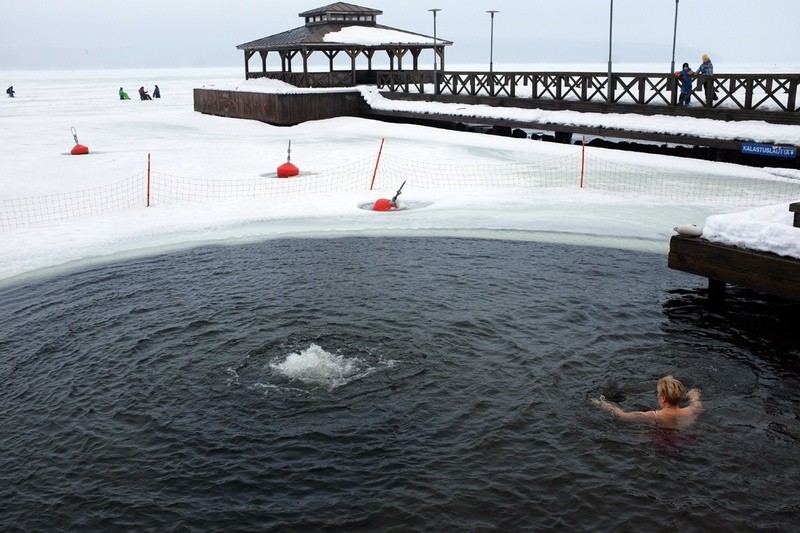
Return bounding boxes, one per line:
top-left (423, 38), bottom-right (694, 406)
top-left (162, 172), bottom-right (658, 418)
top-left (1, 0), bottom-right (797, 70)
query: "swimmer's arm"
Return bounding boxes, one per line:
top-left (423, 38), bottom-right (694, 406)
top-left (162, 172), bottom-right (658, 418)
top-left (686, 389), bottom-right (703, 413)
top-left (592, 398), bottom-right (654, 423)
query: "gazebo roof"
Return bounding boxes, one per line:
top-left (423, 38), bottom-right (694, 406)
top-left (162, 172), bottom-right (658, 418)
top-left (236, 2), bottom-right (451, 51)
top-left (237, 24), bottom-right (451, 51)
top-left (298, 2), bottom-right (382, 18)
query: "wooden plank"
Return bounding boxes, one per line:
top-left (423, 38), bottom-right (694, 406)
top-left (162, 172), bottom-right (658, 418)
top-left (668, 235), bottom-right (800, 301)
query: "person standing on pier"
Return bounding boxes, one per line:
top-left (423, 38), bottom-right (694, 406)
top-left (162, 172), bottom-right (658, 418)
top-left (696, 54), bottom-right (717, 100)
top-left (676, 62), bottom-right (695, 106)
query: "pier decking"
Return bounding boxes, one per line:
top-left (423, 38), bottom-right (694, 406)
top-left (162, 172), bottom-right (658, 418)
top-left (668, 203), bottom-right (800, 303)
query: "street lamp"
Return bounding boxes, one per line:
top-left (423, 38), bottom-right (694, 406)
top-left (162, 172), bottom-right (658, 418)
top-left (486, 10), bottom-right (499, 74)
top-left (607, 0), bottom-right (614, 84)
top-left (670, 0), bottom-right (680, 73)
top-left (429, 8), bottom-right (441, 94)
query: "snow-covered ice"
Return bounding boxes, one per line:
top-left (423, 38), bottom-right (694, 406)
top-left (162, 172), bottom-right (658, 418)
top-left (1, 66), bottom-right (798, 288)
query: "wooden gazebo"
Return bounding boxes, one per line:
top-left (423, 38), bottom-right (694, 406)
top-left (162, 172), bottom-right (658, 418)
top-left (236, 2), bottom-right (452, 87)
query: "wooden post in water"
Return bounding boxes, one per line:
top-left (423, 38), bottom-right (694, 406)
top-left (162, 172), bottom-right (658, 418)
top-left (708, 278), bottom-right (726, 305)
top-left (790, 201), bottom-right (800, 228)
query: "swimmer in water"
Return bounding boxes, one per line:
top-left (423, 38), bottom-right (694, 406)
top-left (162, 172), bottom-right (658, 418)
top-left (593, 375), bottom-right (702, 430)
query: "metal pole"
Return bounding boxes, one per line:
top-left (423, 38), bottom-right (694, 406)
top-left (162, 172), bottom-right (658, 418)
top-left (607, 0), bottom-right (613, 82)
top-left (606, 0), bottom-right (614, 102)
top-left (670, 0), bottom-right (680, 73)
top-left (487, 10), bottom-right (499, 74)
top-left (429, 8), bottom-right (441, 94)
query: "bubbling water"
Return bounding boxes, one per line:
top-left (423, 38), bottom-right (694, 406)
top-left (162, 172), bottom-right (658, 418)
top-left (269, 343), bottom-right (369, 390)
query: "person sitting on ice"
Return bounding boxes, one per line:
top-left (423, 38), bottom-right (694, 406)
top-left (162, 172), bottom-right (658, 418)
top-left (119, 87), bottom-right (130, 100)
top-left (138, 86), bottom-right (152, 101)
top-left (6, 85), bottom-right (15, 98)
top-left (153, 84), bottom-right (161, 98)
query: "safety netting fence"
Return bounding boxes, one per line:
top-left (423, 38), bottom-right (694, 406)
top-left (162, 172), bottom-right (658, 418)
top-left (2, 147), bottom-right (799, 231)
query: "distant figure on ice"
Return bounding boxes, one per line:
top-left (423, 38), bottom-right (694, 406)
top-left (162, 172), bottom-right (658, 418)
top-left (119, 87), bottom-right (130, 100)
top-left (593, 375), bottom-right (702, 430)
top-left (675, 62), bottom-right (694, 106)
top-left (6, 85), bottom-right (14, 98)
top-left (696, 53), bottom-right (717, 100)
top-left (138, 86), bottom-right (152, 100)
top-left (153, 84), bottom-right (161, 98)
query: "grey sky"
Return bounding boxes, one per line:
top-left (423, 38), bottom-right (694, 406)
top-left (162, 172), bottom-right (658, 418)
top-left (1, 0), bottom-right (797, 70)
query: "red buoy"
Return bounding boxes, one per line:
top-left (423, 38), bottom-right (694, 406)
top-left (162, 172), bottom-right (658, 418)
top-left (372, 198), bottom-right (394, 211)
top-left (372, 181), bottom-right (406, 211)
top-left (277, 161), bottom-right (299, 178)
top-left (69, 127), bottom-right (89, 155)
top-left (276, 140), bottom-right (299, 177)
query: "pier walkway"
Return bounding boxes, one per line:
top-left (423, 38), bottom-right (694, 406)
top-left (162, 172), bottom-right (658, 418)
top-left (195, 69), bottom-right (800, 166)
top-left (668, 202), bottom-right (800, 303)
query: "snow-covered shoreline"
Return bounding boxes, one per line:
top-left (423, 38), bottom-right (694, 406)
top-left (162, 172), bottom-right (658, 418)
top-left (1, 67), bottom-right (798, 287)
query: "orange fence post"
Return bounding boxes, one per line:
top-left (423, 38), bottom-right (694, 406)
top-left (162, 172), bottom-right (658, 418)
top-left (146, 153), bottom-right (151, 207)
top-left (369, 138), bottom-right (385, 191)
top-left (580, 136), bottom-right (586, 188)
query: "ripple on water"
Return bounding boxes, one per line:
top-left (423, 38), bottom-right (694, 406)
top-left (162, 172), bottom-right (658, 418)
top-left (0, 236), bottom-right (798, 530)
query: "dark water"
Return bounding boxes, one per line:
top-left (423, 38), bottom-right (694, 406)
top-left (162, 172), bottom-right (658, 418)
top-left (1, 237), bottom-right (799, 531)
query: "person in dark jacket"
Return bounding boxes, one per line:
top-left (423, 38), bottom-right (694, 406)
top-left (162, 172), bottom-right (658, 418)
top-left (153, 84), bottom-right (161, 98)
top-left (6, 85), bottom-right (14, 98)
top-left (138, 86), bottom-right (152, 100)
top-left (675, 62), bottom-right (694, 106)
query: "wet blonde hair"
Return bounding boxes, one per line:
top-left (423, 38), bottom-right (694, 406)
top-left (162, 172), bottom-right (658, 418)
top-left (657, 375), bottom-right (686, 406)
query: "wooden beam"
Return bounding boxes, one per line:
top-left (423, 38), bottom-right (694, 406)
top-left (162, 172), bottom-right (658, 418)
top-left (668, 235), bottom-right (800, 302)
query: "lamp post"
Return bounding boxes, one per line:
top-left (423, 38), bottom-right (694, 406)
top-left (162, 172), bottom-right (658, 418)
top-left (607, 0), bottom-right (614, 90)
top-left (670, 0), bottom-right (680, 73)
top-left (486, 10), bottom-right (499, 75)
top-left (429, 8), bottom-right (441, 94)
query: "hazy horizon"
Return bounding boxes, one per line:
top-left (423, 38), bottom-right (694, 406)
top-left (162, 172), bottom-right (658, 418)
top-left (2, 1), bottom-right (798, 71)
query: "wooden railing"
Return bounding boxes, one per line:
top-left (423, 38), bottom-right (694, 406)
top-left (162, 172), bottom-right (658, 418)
top-left (376, 71), bottom-right (800, 113)
top-left (249, 71), bottom-right (359, 88)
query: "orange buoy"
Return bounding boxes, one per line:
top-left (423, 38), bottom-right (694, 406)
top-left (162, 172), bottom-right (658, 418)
top-left (277, 161), bottom-right (299, 178)
top-left (69, 127), bottom-right (88, 155)
top-left (276, 140), bottom-right (299, 177)
top-left (71, 144), bottom-right (89, 155)
top-left (372, 181), bottom-right (406, 211)
top-left (372, 198), bottom-right (394, 211)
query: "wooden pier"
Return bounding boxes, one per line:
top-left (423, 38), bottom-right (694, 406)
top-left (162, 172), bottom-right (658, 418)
top-left (216, 4), bottom-right (798, 166)
top-left (376, 70), bottom-right (800, 120)
top-left (195, 68), bottom-right (799, 168)
top-left (668, 202), bottom-right (800, 303)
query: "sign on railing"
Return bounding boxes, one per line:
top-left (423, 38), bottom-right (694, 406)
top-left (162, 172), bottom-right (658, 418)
top-left (741, 143), bottom-right (797, 158)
